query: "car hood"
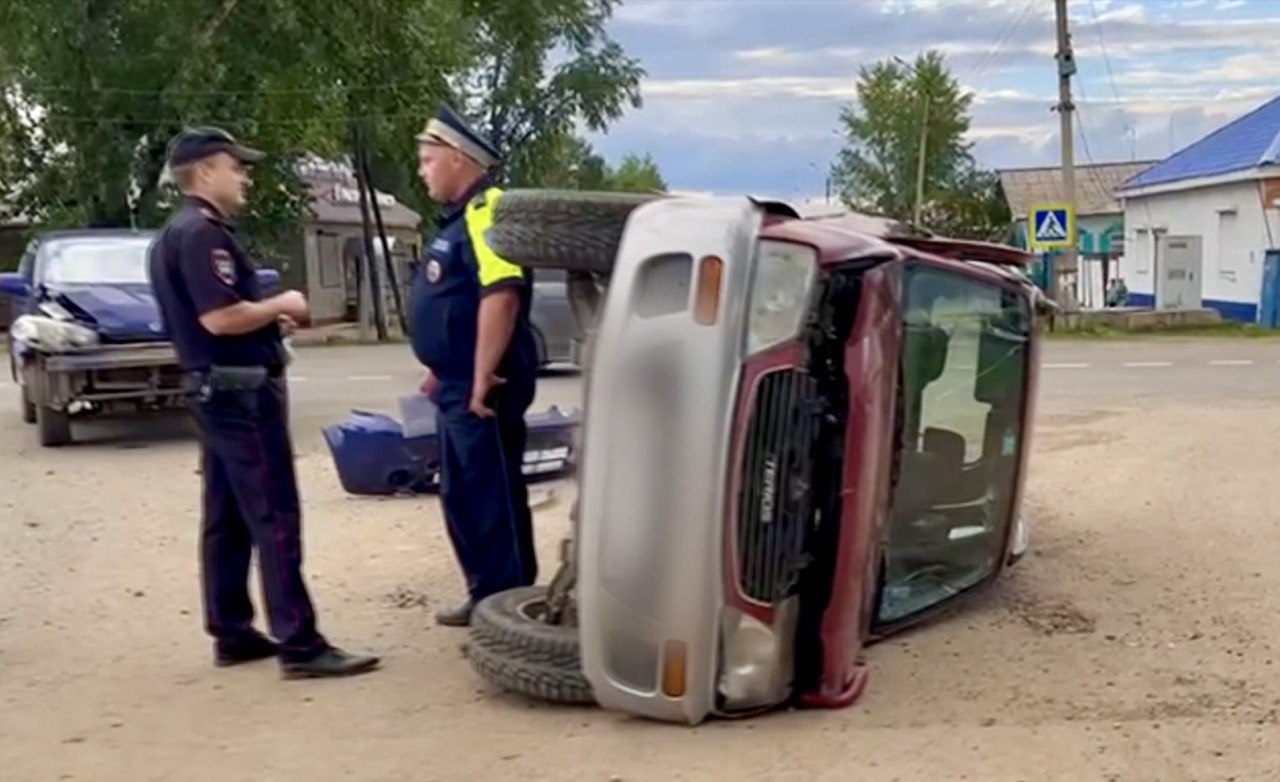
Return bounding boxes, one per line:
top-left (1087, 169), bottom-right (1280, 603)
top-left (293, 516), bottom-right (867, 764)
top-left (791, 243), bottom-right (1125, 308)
top-left (48, 284), bottom-right (167, 342)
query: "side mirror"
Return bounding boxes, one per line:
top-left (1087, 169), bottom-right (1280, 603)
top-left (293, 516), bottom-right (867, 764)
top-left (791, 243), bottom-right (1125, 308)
top-left (0, 272), bottom-right (31, 299)
top-left (255, 267), bottom-right (282, 293)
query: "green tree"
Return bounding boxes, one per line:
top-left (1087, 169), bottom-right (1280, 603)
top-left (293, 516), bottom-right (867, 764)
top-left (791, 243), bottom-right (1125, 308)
top-left (450, 0), bottom-right (644, 188)
top-left (830, 50), bottom-right (1007, 240)
top-left (0, 0), bottom-right (467, 255)
top-left (0, 0), bottom-right (645, 254)
top-left (609, 152), bottom-right (666, 192)
top-left (538, 134), bottom-right (614, 190)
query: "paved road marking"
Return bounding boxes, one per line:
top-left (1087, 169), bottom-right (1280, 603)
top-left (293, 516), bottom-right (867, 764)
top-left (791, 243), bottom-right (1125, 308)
top-left (1044, 363), bottom-right (1091, 369)
top-left (347, 374), bottom-right (394, 382)
top-left (289, 376), bottom-right (310, 383)
top-left (1124, 361), bottom-right (1173, 368)
top-left (1209, 360), bottom-right (1254, 366)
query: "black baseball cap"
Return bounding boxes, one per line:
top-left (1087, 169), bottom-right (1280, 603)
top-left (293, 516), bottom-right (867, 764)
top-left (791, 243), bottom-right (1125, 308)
top-left (166, 126), bottom-right (265, 167)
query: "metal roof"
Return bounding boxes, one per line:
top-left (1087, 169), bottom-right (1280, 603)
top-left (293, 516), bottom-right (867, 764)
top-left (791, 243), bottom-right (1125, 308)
top-left (1119, 92), bottom-right (1280, 193)
top-left (998, 161), bottom-right (1156, 219)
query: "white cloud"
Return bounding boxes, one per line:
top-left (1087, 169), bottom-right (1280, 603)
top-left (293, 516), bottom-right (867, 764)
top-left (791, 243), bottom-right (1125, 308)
top-left (644, 76), bottom-right (859, 100)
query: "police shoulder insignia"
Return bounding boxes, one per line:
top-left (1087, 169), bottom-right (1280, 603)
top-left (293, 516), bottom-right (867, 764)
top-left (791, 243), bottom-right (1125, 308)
top-left (211, 248), bottom-right (237, 286)
top-left (425, 258), bottom-right (443, 283)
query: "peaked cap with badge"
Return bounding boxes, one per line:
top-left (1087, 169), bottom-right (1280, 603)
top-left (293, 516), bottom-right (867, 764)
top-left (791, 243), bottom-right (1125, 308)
top-left (416, 104), bottom-right (502, 170)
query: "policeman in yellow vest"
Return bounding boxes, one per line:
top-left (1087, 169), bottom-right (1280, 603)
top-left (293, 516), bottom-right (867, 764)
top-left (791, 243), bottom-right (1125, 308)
top-left (411, 105), bottom-right (539, 626)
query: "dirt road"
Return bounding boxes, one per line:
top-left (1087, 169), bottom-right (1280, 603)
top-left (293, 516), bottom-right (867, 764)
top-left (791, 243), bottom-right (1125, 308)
top-left (1, 340), bottom-right (1278, 781)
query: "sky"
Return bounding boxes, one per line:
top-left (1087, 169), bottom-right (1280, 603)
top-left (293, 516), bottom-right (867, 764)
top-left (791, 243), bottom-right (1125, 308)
top-left (586, 0), bottom-right (1280, 200)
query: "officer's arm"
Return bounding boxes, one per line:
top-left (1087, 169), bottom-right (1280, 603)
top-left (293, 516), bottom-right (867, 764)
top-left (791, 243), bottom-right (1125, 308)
top-left (179, 226), bottom-right (290, 336)
top-left (473, 238), bottom-right (525, 383)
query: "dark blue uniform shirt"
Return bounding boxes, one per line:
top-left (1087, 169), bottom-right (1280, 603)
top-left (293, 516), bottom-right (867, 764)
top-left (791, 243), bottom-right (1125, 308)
top-left (149, 196), bottom-right (283, 371)
top-left (410, 178), bottom-right (536, 386)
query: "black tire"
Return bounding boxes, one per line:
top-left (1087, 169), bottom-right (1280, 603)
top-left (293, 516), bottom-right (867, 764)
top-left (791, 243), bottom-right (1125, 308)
top-left (20, 385), bottom-right (36, 424)
top-left (488, 190), bottom-right (660, 274)
top-left (36, 405), bottom-right (71, 447)
top-left (467, 585), bottom-right (593, 705)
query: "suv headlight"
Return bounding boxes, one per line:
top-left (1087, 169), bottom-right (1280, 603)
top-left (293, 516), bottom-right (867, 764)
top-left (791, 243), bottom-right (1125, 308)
top-left (744, 240), bottom-right (818, 356)
top-left (11, 314), bottom-right (99, 352)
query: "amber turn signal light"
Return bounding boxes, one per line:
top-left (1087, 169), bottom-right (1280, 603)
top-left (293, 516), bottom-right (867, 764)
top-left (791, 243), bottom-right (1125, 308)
top-left (661, 640), bottom-right (688, 697)
top-left (693, 255), bottom-right (723, 325)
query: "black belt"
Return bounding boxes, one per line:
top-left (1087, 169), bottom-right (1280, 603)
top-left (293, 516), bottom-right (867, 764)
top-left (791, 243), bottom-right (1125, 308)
top-left (183, 364), bottom-right (283, 395)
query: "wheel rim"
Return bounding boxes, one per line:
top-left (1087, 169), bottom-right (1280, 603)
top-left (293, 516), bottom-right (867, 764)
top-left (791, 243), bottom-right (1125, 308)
top-left (516, 596), bottom-right (551, 623)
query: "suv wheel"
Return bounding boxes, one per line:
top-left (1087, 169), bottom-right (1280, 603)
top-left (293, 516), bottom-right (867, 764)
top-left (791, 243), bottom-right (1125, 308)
top-left (488, 190), bottom-right (658, 274)
top-left (36, 405), bottom-right (72, 447)
top-left (466, 585), bottom-right (593, 705)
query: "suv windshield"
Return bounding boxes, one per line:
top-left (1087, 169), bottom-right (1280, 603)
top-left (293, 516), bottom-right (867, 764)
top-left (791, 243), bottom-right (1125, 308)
top-left (40, 238), bottom-right (154, 286)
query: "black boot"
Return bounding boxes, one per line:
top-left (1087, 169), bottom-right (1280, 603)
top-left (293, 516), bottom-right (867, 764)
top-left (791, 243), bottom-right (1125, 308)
top-left (280, 646), bottom-right (380, 679)
top-left (214, 632), bottom-right (279, 667)
top-left (434, 601), bottom-right (473, 627)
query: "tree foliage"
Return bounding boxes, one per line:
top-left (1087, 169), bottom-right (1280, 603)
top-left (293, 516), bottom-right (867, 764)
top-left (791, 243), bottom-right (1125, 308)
top-left (446, 0), bottom-right (643, 189)
top-left (538, 137), bottom-right (666, 192)
top-left (830, 50), bottom-right (1009, 241)
top-left (0, 0), bottom-right (643, 256)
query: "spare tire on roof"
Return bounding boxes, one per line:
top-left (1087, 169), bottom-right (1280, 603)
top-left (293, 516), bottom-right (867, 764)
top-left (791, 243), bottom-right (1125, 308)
top-left (487, 190), bottom-right (661, 275)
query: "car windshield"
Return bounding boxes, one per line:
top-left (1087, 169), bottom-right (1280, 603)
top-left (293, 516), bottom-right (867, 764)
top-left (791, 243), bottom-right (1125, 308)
top-left (40, 238), bottom-right (154, 286)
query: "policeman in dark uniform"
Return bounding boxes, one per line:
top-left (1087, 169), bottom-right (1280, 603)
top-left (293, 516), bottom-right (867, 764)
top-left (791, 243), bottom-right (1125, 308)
top-left (411, 106), bottom-right (539, 626)
top-left (148, 127), bottom-right (379, 678)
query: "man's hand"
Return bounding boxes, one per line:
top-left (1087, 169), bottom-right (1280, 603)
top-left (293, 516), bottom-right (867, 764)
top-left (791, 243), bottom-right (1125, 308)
top-left (273, 290), bottom-right (309, 322)
top-left (278, 314), bottom-right (298, 336)
top-left (420, 368), bottom-right (440, 400)
top-left (468, 371), bottom-right (506, 418)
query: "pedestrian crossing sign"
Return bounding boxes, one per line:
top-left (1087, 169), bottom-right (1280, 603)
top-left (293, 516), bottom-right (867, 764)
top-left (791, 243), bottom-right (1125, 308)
top-left (1030, 201), bottom-right (1075, 251)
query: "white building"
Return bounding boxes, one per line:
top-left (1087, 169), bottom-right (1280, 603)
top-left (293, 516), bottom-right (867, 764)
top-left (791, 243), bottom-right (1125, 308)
top-left (1115, 94), bottom-right (1280, 322)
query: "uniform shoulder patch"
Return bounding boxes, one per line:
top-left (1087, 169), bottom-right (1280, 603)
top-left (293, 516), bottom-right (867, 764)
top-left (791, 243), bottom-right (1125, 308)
top-left (211, 248), bottom-right (237, 286)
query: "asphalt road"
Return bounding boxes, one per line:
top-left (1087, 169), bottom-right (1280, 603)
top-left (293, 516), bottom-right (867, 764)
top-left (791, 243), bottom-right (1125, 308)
top-left (3, 337), bottom-right (1271, 452)
top-left (3, 336), bottom-right (1280, 781)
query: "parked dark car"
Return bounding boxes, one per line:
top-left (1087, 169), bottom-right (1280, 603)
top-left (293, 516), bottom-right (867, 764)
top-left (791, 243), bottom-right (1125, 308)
top-left (0, 228), bottom-right (278, 446)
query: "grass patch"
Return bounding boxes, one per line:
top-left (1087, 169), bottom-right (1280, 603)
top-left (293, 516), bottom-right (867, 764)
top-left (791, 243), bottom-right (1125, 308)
top-left (1045, 321), bottom-right (1280, 340)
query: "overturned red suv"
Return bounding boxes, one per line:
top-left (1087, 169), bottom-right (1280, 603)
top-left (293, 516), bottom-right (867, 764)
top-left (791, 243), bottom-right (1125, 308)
top-left (464, 192), bottom-right (1051, 725)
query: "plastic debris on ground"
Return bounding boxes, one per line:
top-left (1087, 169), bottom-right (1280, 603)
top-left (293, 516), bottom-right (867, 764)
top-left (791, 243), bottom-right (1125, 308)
top-left (322, 394), bottom-right (581, 496)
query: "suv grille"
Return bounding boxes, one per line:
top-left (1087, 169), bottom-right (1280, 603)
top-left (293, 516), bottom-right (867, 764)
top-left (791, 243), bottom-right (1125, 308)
top-left (737, 369), bottom-right (822, 603)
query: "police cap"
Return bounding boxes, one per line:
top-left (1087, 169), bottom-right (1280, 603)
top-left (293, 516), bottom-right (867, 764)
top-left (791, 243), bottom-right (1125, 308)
top-left (416, 104), bottom-right (501, 169)
top-left (167, 126), bottom-right (266, 168)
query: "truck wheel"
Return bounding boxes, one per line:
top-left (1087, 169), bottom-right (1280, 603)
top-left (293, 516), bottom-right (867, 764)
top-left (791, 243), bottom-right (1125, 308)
top-left (488, 190), bottom-right (660, 275)
top-left (37, 405), bottom-right (72, 447)
top-left (466, 585), bottom-right (594, 705)
top-left (20, 386), bottom-right (36, 424)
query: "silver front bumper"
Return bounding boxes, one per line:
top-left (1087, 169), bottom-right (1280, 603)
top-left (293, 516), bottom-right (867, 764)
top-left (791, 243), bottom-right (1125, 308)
top-left (576, 196), bottom-right (764, 725)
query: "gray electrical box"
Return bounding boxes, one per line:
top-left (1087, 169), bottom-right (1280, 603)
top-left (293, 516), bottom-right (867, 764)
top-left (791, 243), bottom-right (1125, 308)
top-left (1156, 234), bottom-right (1203, 311)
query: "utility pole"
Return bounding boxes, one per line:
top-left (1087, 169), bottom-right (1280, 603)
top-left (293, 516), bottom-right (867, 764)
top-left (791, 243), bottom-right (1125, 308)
top-left (914, 93), bottom-right (930, 227)
top-left (1054, 0), bottom-right (1079, 310)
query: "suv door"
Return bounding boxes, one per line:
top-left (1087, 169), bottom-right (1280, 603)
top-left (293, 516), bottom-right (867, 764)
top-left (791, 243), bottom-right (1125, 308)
top-left (875, 262), bottom-right (1033, 628)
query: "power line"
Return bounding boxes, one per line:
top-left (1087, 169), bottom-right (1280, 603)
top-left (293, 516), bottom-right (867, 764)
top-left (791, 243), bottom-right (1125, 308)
top-left (968, 0), bottom-right (1037, 82)
top-left (1086, 0), bottom-right (1137, 161)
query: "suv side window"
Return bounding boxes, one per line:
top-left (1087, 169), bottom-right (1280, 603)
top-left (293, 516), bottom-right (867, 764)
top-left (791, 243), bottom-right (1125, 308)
top-left (877, 264), bottom-right (1032, 625)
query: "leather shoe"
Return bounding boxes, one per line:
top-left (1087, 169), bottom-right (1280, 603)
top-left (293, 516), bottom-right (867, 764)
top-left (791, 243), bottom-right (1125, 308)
top-left (214, 633), bottom-right (278, 667)
top-left (434, 602), bottom-right (473, 627)
top-left (280, 646), bottom-right (380, 680)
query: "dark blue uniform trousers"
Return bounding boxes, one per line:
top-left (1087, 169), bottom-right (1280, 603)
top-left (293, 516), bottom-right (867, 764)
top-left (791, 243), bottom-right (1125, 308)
top-left (189, 377), bottom-right (326, 663)
top-left (436, 376), bottom-right (538, 603)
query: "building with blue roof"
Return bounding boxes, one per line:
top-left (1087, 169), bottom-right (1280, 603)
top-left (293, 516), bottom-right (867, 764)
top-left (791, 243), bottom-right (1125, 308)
top-left (1116, 93), bottom-right (1280, 322)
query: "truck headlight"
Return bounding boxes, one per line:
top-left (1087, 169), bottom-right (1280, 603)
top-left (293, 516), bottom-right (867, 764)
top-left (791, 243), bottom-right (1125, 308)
top-left (11, 314), bottom-right (100, 352)
top-left (744, 240), bottom-right (818, 356)
top-left (717, 600), bottom-right (798, 711)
